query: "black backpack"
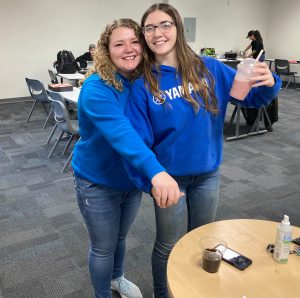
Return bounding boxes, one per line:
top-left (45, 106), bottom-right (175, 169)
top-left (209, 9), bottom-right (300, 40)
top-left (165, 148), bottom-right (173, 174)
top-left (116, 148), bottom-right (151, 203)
top-left (54, 50), bottom-right (80, 74)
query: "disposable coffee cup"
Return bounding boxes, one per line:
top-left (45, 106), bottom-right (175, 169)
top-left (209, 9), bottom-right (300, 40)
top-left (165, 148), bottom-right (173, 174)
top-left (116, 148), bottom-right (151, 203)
top-left (202, 248), bottom-right (223, 273)
top-left (229, 58), bottom-right (256, 100)
top-left (199, 236), bottom-right (227, 273)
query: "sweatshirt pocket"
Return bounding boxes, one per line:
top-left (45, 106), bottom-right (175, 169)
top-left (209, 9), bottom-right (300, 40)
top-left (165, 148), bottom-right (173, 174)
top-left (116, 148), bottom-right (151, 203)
top-left (155, 139), bottom-right (219, 176)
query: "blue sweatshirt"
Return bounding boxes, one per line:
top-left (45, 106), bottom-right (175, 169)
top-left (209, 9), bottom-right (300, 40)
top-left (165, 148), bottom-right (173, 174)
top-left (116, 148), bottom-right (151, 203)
top-left (72, 73), bottom-right (165, 191)
top-left (125, 56), bottom-right (281, 191)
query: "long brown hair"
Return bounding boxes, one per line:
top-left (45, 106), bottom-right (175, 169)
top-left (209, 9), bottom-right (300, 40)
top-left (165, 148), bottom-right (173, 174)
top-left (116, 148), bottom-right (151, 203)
top-left (82, 19), bottom-right (144, 91)
top-left (141, 3), bottom-right (218, 113)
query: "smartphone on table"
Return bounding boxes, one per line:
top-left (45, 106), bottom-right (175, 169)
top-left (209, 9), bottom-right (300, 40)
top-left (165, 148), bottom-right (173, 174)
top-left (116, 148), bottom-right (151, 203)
top-left (215, 244), bottom-right (252, 271)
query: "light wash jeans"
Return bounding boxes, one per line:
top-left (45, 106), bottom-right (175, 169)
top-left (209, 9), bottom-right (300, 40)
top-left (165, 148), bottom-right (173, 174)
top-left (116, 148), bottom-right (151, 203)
top-left (74, 176), bottom-right (142, 298)
top-left (152, 169), bottom-right (220, 298)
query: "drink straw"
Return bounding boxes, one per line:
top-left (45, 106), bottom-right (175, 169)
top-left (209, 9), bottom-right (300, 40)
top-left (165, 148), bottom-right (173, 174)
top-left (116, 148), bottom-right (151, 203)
top-left (255, 50), bottom-right (264, 63)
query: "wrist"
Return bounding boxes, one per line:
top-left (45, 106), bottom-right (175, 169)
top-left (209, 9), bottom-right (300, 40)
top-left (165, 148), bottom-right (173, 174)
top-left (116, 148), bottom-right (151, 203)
top-left (151, 171), bottom-right (165, 184)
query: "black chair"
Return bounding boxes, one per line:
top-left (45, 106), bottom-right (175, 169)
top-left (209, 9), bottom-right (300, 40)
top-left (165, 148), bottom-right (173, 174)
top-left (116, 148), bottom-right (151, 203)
top-left (47, 91), bottom-right (79, 173)
top-left (25, 78), bottom-right (53, 128)
top-left (274, 59), bottom-right (298, 89)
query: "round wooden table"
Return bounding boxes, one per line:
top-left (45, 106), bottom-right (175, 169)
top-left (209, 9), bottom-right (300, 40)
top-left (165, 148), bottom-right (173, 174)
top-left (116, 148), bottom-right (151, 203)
top-left (167, 219), bottom-right (300, 298)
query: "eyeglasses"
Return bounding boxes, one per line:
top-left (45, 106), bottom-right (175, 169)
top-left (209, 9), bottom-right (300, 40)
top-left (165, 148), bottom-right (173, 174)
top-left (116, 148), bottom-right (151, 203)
top-left (142, 21), bottom-right (175, 36)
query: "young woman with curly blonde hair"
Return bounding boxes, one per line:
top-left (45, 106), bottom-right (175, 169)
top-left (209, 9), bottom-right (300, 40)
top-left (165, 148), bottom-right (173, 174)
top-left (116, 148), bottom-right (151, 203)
top-left (72, 18), bottom-right (182, 298)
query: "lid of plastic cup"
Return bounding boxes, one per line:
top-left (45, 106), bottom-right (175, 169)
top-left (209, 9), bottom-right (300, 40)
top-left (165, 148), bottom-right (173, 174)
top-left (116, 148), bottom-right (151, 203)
top-left (237, 58), bottom-right (256, 73)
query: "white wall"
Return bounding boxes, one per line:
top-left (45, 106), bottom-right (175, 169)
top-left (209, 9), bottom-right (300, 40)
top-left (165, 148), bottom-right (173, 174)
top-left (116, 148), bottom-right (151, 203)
top-left (171, 0), bottom-right (270, 56)
top-left (0, 0), bottom-right (155, 99)
top-left (266, 0), bottom-right (300, 74)
top-left (1, 0), bottom-right (300, 99)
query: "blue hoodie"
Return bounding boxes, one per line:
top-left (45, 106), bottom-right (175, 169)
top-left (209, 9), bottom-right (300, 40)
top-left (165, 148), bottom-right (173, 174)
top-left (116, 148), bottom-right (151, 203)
top-left (72, 73), bottom-right (165, 191)
top-left (125, 56), bottom-right (281, 191)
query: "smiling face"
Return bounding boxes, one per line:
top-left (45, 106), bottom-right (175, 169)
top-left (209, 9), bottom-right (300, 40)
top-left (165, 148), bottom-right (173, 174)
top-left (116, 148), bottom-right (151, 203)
top-left (143, 10), bottom-right (177, 66)
top-left (108, 27), bottom-right (142, 78)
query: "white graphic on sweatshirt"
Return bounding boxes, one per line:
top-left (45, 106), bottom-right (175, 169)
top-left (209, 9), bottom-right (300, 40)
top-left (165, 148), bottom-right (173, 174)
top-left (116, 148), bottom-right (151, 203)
top-left (153, 92), bottom-right (167, 105)
top-left (152, 82), bottom-right (198, 104)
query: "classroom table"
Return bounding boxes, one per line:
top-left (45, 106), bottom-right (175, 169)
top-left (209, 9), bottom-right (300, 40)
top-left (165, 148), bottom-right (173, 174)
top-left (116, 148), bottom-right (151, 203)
top-left (58, 87), bottom-right (80, 104)
top-left (57, 72), bottom-right (85, 85)
top-left (265, 58), bottom-right (300, 70)
top-left (167, 219), bottom-right (300, 298)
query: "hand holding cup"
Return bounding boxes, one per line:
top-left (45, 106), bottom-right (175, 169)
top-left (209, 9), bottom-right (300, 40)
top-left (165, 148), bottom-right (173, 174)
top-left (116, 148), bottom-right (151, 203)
top-left (250, 62), bottom-right (275, 88)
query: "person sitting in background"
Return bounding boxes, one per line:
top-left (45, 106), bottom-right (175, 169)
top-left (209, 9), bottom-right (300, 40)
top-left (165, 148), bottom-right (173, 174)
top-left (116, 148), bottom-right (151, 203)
top-left (75, 43), bottom-right (96, 68)
top-left (243, 30), bottom-right (265, 62)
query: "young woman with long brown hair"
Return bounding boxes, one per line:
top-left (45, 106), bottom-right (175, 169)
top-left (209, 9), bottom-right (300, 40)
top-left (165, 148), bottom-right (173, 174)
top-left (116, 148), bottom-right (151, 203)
top-left (125, 4), bottom-right (281, 297)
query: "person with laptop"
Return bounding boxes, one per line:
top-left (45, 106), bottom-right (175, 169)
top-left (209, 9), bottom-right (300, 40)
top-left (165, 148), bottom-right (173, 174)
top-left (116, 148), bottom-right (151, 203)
top-left (75, 43), bottom-right (96, 68)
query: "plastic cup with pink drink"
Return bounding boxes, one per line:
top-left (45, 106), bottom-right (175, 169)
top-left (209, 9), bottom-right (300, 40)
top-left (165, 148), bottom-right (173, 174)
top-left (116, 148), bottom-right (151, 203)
top-left (229, 58), bottom-right (256, 100)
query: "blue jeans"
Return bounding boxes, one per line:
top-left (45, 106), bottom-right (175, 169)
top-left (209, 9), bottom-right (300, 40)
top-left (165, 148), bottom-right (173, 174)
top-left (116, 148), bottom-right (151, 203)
top-left (74, 176), bottom-right (142, 298)
top-left (152, 169), bottom-right (220, 298)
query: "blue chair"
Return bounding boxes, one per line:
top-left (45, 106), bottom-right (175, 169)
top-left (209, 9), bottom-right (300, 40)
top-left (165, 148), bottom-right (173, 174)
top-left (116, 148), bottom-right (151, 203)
top-left (47, 91), bottom-right (79, 173)
top-left (25, 78), bottom-right (53, 128)
top-left (48, 69), bottom-right (59, 84)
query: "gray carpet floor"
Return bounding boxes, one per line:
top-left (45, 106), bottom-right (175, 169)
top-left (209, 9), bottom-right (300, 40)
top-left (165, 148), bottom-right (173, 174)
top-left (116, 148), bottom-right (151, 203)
top-left (0, 88), bottom-right (299, 298)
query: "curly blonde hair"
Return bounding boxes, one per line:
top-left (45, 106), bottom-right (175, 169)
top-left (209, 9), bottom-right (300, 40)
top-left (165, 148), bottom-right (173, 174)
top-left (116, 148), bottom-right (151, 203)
top-left (82, 19), bottom-right (144, 91)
